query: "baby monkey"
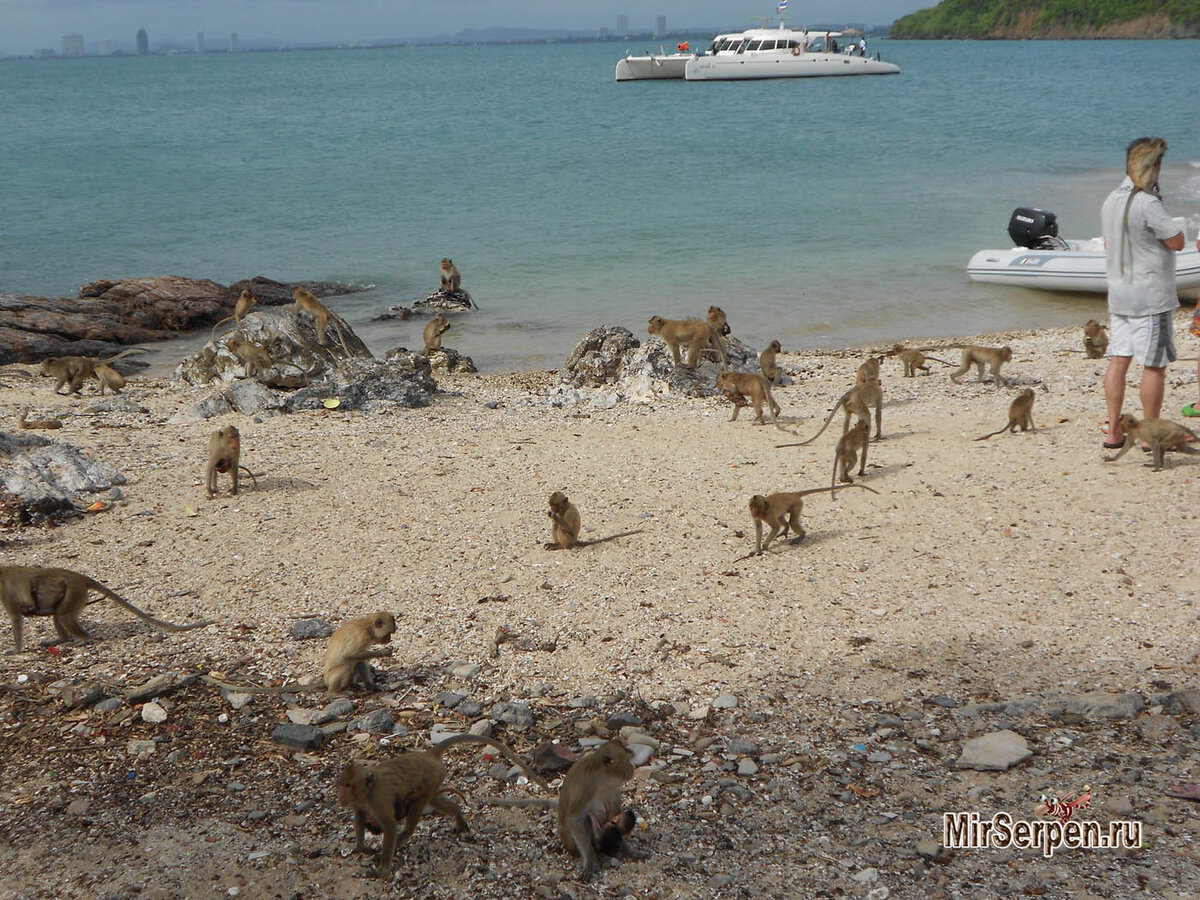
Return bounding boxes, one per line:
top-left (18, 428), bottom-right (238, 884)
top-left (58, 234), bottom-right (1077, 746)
top-left (546, 491), bottom-right (581, 549)
top-left (1105, 414), bottom-right (1200, 472)
top-left (423, 313), bottom-right (451, 353)
top-left (1083, 320), bottom-right (1108, 359)
top-left (558, 740), bottom-right (647, 882)
top-left (211, 289), bottom-right (258, 339)
top-left (898, 348), bottom-right (952, 377)
top-left (832, 419), bottom-right (871, 494)
top-left (759, 339), bottom-right (784, 385)
top-left (294, 287), bottom-right (351, 353)
top-left (975, 388), bottom-right (1036, 441)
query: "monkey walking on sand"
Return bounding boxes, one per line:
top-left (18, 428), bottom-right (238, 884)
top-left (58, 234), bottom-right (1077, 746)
top-left (745, 484), bottom-right (879, 556)
top-left (205, 425), bottom-right (258, 498)
top-left (1104, 414), bottom-right (1200, 472)
top-left (975, 389), bottom-right (1036, 441)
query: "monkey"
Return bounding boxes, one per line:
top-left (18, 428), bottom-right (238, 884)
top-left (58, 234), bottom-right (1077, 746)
top-left (1104, 414), bottom-right (1200, 472)
top-left (899, 348), bottom-right (953, 377)
top-left (707, 305), bottom-right (731, 337)
top-left (202, 612), bottom-right (397, 697)
top-left (947, 345), bottom-right (1014, 387)
top-left (974, 388), bottom-right (1036, 441)
top-left (338, 733), bottom-right (551, 878)
top-left (558, 740), bottom-right (647, 882)
top-left (831, 420), bottom-right (871, 495)
top-left (293, 287), bottom-right (351, 354)
top-left (1083, 319), bottom-right (1108, 359)
top-left (39, 348), bottom-right (145, 395)
top-left (647, 316), bottom-right (728, 369)
top-left (714, 371), bottom-right (793, 433)
top-left (423, 313), bottom-right (451, 353)
top-left (1, 565), bottom-right (210, 653)
top-left (747, 484), bottom-right (878, 554)
top-left (759, 339), bottom-right (784, 385)
top-left (205, 425), bottom-right (257, 498)
top-left (92, 363), bottom-right (125, 394)
top-left (855, 356), bottom-right (883, 385)
top-left (546, 491), bottom-right (581, 550)
top-left (211, 289), bottom-right (258, 340)
top-left (440, 258), bottom-right (462, 292)
top-left (777, 381), bottom-right (883, 447)
top-left (18, 409), bottom-right (62, 430)
top-left (225, 337), bottom-right (273, 380)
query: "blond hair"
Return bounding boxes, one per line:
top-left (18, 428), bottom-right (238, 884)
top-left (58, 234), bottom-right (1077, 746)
top-left (1126, 137), bottom-right (1166, 194)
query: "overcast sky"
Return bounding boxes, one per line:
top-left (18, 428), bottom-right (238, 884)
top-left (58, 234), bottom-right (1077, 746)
top-left (0, 1), bottom-right (930, 54)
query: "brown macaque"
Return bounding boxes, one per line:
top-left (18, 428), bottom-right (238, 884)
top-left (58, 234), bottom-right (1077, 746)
top-left (202, 612), bottom-right (396, 696)
top-left (707, 305), bottom-right (731, 336)
top-left (747, 484), bottom-right (878, 554)
top-left (1104, 414), bottom-right (1200, 472)
top-left (558, 740), bottom-right (647, 882)
top-left (899, 348), bottom-right (952, 377)
top-left (205, 425), bottom-right (250, 498)
top-left (39, 348), bottom-right (144, 395)
top-left (211, 289), bottom-right (258, 340)
top-left (759, 340), bottom-right (783, 385)
top-left (1, 565), bottom-right (210, 653)
top-left (832, 420), bottom-right (871, 495)
top-left (715, 371), bottom-right (791, 433)
top-left (1083, 320), bottom-right (1108, 359)
top-left (440, 258), bottom-right (462, 292)
top-left (338, 734), bottom-right (550, 879)
top-left (546, 491), bottom-right (581, 550)
top-left (647, 316), bottom-right (728, 368)
top-left (92, 363), bottom-right (125, 394)
top-left (226, 337), bottom-right (273, 379)
top-left (423, 314), bottom-right (450, 353)
top-left (18, 409), bottom-right (62, 430)
top-left (948, 345), bottom-right (1014, 387)
top-left (975, 389), bottom-right (1036, 441)
top-left (855, 356), bottom-right (883, 385)
top-left (324, 612), bottom-right (397, 696)
top-left (294, 287), bottom-right (351, 353)
top-left (777, 381), bottom-right (883, 447)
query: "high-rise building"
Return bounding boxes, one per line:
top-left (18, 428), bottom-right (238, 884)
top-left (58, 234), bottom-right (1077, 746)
top-left (654, 16), bottom-right (666, 38)
top-left (98, 40), bottom-right (115, 57)
top-left (229, 32), bottom-right (239, 52)
top-left (61, 34), bottom-right (84, 57)
top-left (597, 27), bottom-right (610, 40)
top-left (617, 15), bottom-right (629, 37)
top-left (194, 31), bottom-right (204, 54)
top-left (136, 28), bottom-right (149, 55)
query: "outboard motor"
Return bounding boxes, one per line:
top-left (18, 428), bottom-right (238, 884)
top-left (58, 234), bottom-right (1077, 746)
top-left (1008, 207), bottom-right (1062, 249)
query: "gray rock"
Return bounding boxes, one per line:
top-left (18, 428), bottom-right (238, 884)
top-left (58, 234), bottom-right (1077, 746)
top-left (630, 743), bottom-right (654, 767)
top-left (955, 730), bottom-right (1032, 771)
top-left (419, 347), bottom-right (478, 375)
top-left (271, 724), bottom-right (325, 751)
top-left (94, 697), bottom-right (123, 713)
top-left (728, 739), bottom-right (758, 756)
top-left (0, 431), bottom-right (126, 516)
top-left (1161, 688), bottom-right (1200, 715)
top-left (491, 701), bottom-right (534, 727)
top-left (915, 839), bottom-right (943, 860)
top-left (437, 691), bottom-right (467, 709)
top-left (448, 661), bottom-right (480, 680)
top-left (1046, 692), bottom-right (1144, 722)
top-left (713, 693), bottom-right (739, 709)
top-left (468, 719), bottom-right (493, 737)
top-left (560, 326), bottom-right (641, 388)
top-left (568, 696), bottom-right (598, 709)
top-left (867, 751), bottom-right (892, 763)
top-left (605, 711), bottom-right (643, 729)
top-left (290, 617), bottom-right (334, 640)
top-left (348, 709), bottom-right (396, 734)
top-left (929, 694), bottom-right (958, 709)
top-left (414, 288), bottom-right (476, 310)
top-left (960, 698), bottom-right (1042, 719)
top-left (457, 699), bottom-right (484, 718)
top-left (108, 487), bottom-right (125, 500)
top-left (736, 758), bottom-right (759, 776)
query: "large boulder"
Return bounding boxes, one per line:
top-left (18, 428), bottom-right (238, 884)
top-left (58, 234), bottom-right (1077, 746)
top-left (561, 326), bottom-right (641, 387)
top-left (286, 353), bottom-right (436, 414)
top-left (386, 346), bottom-right (477, 375)
top-left (414, 288), bottom-right (477, 311)
top-left (226, 276), bottom-right (362, 307)
top-left (0, 431), bottom-right (126, 522)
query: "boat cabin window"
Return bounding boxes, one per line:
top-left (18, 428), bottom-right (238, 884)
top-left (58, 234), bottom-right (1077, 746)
top-left (761, 40), bottom-right (778, 50)
top-left (746, 40), bottom-right (763, 51)
top-left (717, 39), bottom-right (737, 51)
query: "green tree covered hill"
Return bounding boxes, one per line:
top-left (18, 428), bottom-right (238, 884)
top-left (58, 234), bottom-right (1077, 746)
top-left (892, 0), bottom-right (1200, 38)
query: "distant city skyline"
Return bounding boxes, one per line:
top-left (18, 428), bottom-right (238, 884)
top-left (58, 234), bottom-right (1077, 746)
top-left (0, 1), bottom-right (926, 57)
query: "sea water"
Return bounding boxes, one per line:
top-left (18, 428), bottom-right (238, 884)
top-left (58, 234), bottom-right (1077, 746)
top-left (2, 38), bottom-right (1199, 372)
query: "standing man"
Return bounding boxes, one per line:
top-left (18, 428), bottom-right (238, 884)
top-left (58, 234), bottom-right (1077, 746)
top-left (1101, 137), bottom-right (1186, 448)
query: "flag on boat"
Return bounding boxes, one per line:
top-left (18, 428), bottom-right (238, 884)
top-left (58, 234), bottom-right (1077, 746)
top-left (778, 0), bottom-right (788, 11)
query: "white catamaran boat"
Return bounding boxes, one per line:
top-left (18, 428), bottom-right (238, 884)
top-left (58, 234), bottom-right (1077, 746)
top-left (968, 207), bottom-right (1200, 297)
top-left (615, 43), bottom-right (694, 81)
top-left (683, 24), bottom-right (899, 80)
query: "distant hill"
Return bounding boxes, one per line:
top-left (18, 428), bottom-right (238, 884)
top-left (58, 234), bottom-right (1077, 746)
top-left (892, 0), bottom-right (1200, 38)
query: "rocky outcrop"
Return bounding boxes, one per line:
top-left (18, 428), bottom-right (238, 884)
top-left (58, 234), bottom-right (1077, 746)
top-left (891, 3), bottom-right (1195, 39)
top-left (0, 431), bottom-right (126, 523)
top-left (415, 288), bottom-right (476, 311)
top-left (560, 326), bottom-right (641, 387)
top-left (225, 276), bottom-right (362, 307)
top-left (0, 275), bottom-right (364, 366)
top-left (386, 346), bottom-right (477, 375)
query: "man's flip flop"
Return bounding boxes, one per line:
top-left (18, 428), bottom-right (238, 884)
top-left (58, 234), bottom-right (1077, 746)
top-left (1102, 440), bottom-right (1124, 449)
top-left (1166, 783), bottom-right (1200, 801)
top-left (1183, 404), bottom-right (1200, 418)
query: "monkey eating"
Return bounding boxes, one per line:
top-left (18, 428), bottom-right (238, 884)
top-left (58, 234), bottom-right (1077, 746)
top-left (423, 313), bottom-right (451, 353)
top-left (205, 425), bottom-right (257, 498)
top-left (337, 733), bottom-right (551, 879)
top-left (558, 740), bottom-right (647, 882)
top-left (759, 339), bottom-right (784, 385)
top-left (947, 344), bottom-right (1014, 388)
top-left (747, 484), bottom-right (878, 554)
top-left (898, 348), bottom-right (952, 377)
top-left (974, 388), bottom-right (1036, 441)
top-left (211, 289), bottom-right (258, 340)
top-left (647, 315), bottom-right (728, 369)
top-left (832, 419), bottom-right (871, 494)
top-left (777, 380), bottom-right (883, 447)
top-left (293, 287), bottom-right (351, 353)
top-left (2, 565), bottom-right (210, 652)
top-left (1104, 414), bottom-right (1200, 472)
top-left (543, 491), bottom-right (641, 550)
top-left (1083, 319), bottom-right (1108, 359)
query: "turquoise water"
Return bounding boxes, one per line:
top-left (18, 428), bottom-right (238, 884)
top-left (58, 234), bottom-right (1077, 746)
top-left (2, 39), bottom-right (1199, 371)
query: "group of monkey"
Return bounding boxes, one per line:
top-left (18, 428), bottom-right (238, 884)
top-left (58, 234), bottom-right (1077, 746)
top-left (11, 291), bottom-right (1200, 882)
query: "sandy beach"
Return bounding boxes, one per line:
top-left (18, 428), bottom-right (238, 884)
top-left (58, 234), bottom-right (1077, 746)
top-left (2, 312), bottom-right (1199, 899)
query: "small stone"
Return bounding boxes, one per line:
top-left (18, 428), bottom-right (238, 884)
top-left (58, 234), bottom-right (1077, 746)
top-left (728, 739), bottom-right (758, 755)
top-left (712, 693), bottom-right (739, 709)
top-left (708, 876), bottom-right (733, 890)
top-left (929, 694), bottom-right (958, 709)
top-left (568, 696), bottom-right (598, 708)
top-left (247, 811), bottom-right (267, 822)
top-left (126, 739), bottom-right (156, 756)
top-left (296, 800), bottom-right (315, 813)
top-left (605, 711), bottom-right (642, 728)
top-left (140, 702), bottom-right (167, 723)
top-left (348, 709), bottom-right (396, 734)
top-left (270, 724), bottom-right (325, 751)
top-left (226, 782), bottom-right (247, 792)
top-left (915, 839), bottom-right (943, 859)
top-left (94, 698), bottom-right (122, 713)
top-left (491, 701), bottom-right (534, 727)
top-left (867, 751), bottom-right (892, 763)
top-left (867, 888), bottom-right (890, 900)
top-left (629, 744), bottom-right (654, 767)
top-left (737, 758), bottom-right (759, 776)
top-left (468, 719), bottom-right (493, 737)
top-left (457, 699), bottom-right (484, 717)
top-left (109, 487), bottom-right (125, 500)
top-left (448, 661), bottom-right (480, 680)
top-left (226, 693), bottom-right (252, 710)
top-left (65, 799), bottom-right (89, 815)
top-left (687, 705), bottom-right (711, 720)
top-left (437, 691), bottom-right (467, 709)
top-left (322, 698), bottom-right (355, 719)
top-left (286, 708), bottom-right (319, 726)
top-left (852, 868), bottom-right (879, 884)
top-left (290, 618), bottom-right (334, 640)
top-left (956, 730), bottom-right (1032, 771)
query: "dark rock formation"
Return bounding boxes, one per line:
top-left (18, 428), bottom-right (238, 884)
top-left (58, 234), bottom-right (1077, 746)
top-left (226, 276), bottom-right (363, 307)
top-left (386, 346), bottom-right (478, 375)
top-left (414, 288), bottom-right (477, 311)
top-left (561, 326), bottom-right (641, 387)
top-left (0, 431), bottom-right (126, 523)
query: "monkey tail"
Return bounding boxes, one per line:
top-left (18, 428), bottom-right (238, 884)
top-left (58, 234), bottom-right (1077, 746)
top-left (463, 289), bottom-right (479, 310)
top-left (101, 348), bottom-right (148, 364)
top-left (796, 483), bottom-right (879, 499)
top-left (202, 674), bottom-right (323, 694)
top-left (831, 451), bottom-right (840, 498)
top-left (330, 319), bottom-right (353, 356)
top-left (430, 734), bottom-right (552, 790)
top-left (211, 315), bottom-right (235, 342)
top-left (84, 577), bottom-right (212, 633)
top-left (578, 529), bottom-right (644, 547)
top-left (925, 356), bottom-right (954, 367)
top-left (973, 426), bottom-right (1007, 442)
top-left (237, 466), bottom-right (260, 490)
top-left (775, 390), bottom-right (850, 447)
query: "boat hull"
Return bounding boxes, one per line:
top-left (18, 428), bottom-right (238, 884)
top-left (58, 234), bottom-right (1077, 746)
top-left (615, 54), bottom-right (690, 81)
top-left (968, 245), bottom-right (1200, 298)
top-left (684, 52), bottom-right (899, 80)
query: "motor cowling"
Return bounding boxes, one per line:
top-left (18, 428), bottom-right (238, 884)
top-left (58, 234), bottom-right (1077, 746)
top-left (1007, 207), bottom-right (1059, 249)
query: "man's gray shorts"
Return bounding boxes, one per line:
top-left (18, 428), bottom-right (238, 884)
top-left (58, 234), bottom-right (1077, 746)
top-left (1108, 310), bottom-right (1178, 367)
